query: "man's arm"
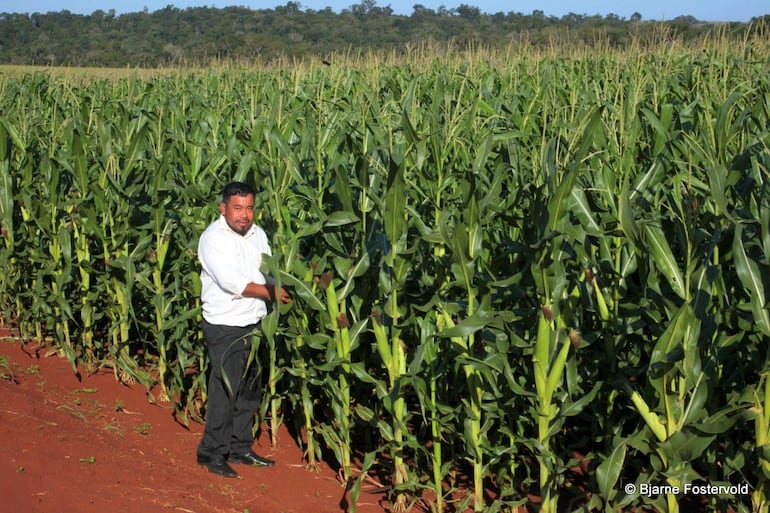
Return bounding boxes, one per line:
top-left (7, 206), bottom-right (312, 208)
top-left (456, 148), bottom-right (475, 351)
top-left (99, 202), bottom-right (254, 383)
top-left (241, 282), bottom-right (291, 303)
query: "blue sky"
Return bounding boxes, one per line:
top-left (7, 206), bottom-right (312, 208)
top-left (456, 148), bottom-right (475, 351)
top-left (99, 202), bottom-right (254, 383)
top-left (8, 0), bottom-right (768, 22)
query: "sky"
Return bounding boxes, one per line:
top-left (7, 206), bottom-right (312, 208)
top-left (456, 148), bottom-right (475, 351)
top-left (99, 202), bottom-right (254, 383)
top-left (5, 0), bottom-right (768, 22)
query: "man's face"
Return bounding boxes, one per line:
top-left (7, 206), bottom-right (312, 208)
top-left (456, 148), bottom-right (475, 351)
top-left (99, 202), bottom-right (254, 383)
top-left (220, 193), bottom-right (255, 236)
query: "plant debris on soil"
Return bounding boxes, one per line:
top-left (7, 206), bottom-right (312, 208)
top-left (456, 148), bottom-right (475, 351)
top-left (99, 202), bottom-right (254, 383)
top-left (0, 329), bottom-right (389, 513)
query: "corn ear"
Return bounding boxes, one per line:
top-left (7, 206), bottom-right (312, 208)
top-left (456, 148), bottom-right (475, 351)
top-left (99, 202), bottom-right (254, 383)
top-left (533, 306), bottom-right (551, 397)
top-left (594, 280), bottom-right (610, 321)
top-left (372, 311), bottom-right (392, 370)
top-left (545, 333), bottom-right (571, 400)
top-left (630, 389), bottom-right (668, 443)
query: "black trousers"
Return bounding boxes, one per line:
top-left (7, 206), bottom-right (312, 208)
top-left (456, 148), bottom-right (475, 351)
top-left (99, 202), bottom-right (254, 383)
top-left (197, 320), bottom-right (261, 461)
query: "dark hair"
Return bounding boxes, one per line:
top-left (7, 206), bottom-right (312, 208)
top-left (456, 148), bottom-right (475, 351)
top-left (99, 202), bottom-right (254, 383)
top-left (221, 181), bottom-right (256, 203)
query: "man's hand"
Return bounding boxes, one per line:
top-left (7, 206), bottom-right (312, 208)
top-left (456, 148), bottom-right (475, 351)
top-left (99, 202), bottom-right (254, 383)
top-left (271, 286), bottom-right (291, 304)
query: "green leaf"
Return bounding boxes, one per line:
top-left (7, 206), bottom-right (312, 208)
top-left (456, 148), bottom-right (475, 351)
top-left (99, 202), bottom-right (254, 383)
top-left (276, 269), bottom-right (325, 311)
top-left (324, 210), bottom-right (360, 227)
top-left (618, 176), bottom-right (641, 247)
top-left (693, 406), bottom-right (741, 435)
top-left (437, 309), bottom-right (495, 339)
top-left (559, 382), bottom-right (601, 417)
top-left (659, 429), bottom-right (716, 462)
top-left (733, 224), bottom-right (770, 336)
top-left (384, 143), bottom-right (406, 256)
top-left (644, 223), bottom-right (687, 300)
top-left (650, 303), bottom-right (694, 382)
top-left (641, 104), bottom-right (674, 156)
top-left (546, 106), bottom-right (602, 231)
top-left (597, 440), bottom-right (627, 500)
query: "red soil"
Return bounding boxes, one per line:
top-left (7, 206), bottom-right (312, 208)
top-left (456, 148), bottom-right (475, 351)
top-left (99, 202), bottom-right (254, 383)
top-left (0, 328), bottom-right (389, 513)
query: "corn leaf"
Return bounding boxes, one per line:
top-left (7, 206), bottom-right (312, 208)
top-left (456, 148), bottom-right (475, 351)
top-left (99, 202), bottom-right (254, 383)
top-left (643, 223), bottom-right (687, 300)
top-left (733, 224), bottom-right (770, 336)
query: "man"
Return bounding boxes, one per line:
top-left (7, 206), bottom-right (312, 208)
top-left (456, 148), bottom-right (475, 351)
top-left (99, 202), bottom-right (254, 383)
top-left (196, 181), bottom-right (291, 478)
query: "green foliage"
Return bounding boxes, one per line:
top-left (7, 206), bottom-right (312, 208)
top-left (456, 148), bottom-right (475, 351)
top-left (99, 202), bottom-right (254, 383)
top-left (1, 37), bottom-right (769, 512)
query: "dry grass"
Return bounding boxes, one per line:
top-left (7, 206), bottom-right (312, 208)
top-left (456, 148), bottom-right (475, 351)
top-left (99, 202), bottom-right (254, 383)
top-left (0, 64), bottom-right (185, 81)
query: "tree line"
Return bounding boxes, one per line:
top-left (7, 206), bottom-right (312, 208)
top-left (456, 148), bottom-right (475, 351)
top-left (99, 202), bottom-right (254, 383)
top-left (0, 1), bottom-right (768, 67)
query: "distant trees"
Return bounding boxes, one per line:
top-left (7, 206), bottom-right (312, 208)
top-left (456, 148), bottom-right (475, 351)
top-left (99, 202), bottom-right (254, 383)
top-left (0, 2), bottom-right (763, 67)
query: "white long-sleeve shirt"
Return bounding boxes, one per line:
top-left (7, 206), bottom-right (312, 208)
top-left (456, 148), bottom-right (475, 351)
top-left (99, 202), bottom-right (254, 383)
top-left (198, 215), bottom-right (272, 326)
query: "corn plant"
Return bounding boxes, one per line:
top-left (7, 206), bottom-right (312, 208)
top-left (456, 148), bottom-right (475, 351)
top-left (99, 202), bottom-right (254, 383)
top-left (0, 118), bottom-right (17, 312)
top-left (370, 145), bottom-right (412, 511)
top-left (0, 120), bottom-right (16, 326)
top-left (272, 254), bottom-right (326, 470)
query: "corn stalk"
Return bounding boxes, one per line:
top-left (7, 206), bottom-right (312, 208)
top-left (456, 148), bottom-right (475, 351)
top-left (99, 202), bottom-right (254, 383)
top-left (318, 271), bottom-right (354, 483)
top-left (366, 138), bottom-right (412, 512)
top-left (280, 259), bottom-right (326, 470)
top-left (0, 118), bottom-right (21, 327)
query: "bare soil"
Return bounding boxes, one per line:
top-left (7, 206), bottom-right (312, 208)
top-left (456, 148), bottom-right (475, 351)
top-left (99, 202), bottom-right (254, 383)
top-left (0, 328), bottom-right (389, 513)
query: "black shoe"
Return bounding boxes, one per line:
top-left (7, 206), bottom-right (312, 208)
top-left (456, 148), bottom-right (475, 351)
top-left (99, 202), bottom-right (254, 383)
top-left (228, 451), bottom-right (275, 467)
top-left (198, 457), bottom-right (238, 478)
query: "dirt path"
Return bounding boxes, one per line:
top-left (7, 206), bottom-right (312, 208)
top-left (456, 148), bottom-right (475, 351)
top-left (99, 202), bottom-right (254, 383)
top-left (0, 331), bottom-right (388, 513)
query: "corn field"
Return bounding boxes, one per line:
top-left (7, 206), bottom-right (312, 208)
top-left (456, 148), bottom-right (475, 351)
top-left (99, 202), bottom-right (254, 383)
top-left (1, 30), bottom-right (770, 513)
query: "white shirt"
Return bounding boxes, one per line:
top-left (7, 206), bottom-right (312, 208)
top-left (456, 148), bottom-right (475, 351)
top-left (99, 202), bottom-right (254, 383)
top-left (198, 215), bottom-right (272, 326)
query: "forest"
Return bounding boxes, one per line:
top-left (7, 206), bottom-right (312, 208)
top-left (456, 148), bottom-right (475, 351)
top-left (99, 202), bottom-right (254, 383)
top-left (0, 1), bottom-right (768, 67)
